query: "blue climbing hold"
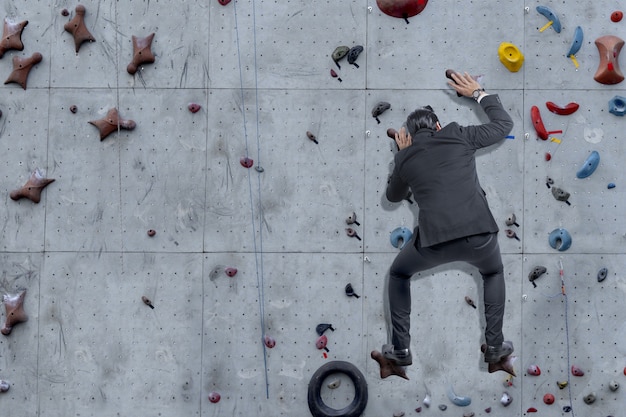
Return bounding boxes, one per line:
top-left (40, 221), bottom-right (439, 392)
top-left (536, 5), bottom-right (562, 33)
top-left (608, 182), bottom-right (616, 189)
top-left (549, 228), bottom-right (572, 251)
top-left (608, 95), bottom-right (626, 116)
top-left (390, 227), bottom-right (412, 249)
top-left (576, 150), bottom-right (600, 179)
top-left (566, 26), bottom-right (583, 57)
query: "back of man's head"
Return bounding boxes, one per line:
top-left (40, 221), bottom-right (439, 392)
top-left (406, 105), bottom-right (439, 135)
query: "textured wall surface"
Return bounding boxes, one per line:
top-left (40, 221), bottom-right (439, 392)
top-left (0, 0), bottom-right (624, 416)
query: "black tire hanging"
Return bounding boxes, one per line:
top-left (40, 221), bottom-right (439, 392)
top-left (307, 361), bottom-right (368, 417)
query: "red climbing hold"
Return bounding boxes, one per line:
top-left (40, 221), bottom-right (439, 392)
top-left (224, 267), bottom-right (237, 277)
top-left (527, 364), bottom-right (541, 376)
top-left (208, 391), bottom-right (221, 403)
top-left (188, 103), bottom-right (201, 113)
top-left (330, 68), bottom-right (342, 82)
top-left (264, 335), bottom-right (276, 348)
top-left (218, 0), bottom-right (231, 5)
top-left (527, 408), bottom-right (537, 413)
top-left (377, 0), bottom-right (429, 21)
top-left (571, 365), bottom-right (584, 376)
top-left (611, 11), bottom-right (623, 22)
top-left (545, 152), bottom-right (551, 161)
top-left (316, 335), bottom-right (329, 351)
top-left (240, 157), bottom-right (253, 168)
top-left (543, 393), bottom-right (555, 404)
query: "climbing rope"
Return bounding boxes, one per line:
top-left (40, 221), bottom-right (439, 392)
top-left (232, 0), bottom-right (270, 399)
top-left (558, 259), bottom-right (575, 416)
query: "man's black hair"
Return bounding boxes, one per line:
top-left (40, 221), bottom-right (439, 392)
top-left (406, 105), bottom-right (439, 134)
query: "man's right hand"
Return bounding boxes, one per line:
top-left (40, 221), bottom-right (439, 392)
top-left (394, 127), bottom-right (412, 150)
top-left (448, 71), bottom-right (483, 98)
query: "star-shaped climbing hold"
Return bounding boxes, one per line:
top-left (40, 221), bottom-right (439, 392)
top-left (63, 4), bottom-right (96, 53)
top-left (0, 18), bottom-right (28, 58)
top-left (10, 168), bottom-right (55, 203)
top-left (1, 289), bottom-right (28, 336)
top-left (127, 33), bottom-right (155, 74)
top-left (4, 52), bottom-right (43, 90)
top-left (88, 108), bottom-right (136, 140)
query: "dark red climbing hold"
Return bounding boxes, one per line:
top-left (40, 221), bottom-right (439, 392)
top-left (484, 407), bottom-right (491, 413)
top-left (264, 335), bottom-right (276, 348)
top-left (240, 157), bottom-right (253, 168)
top-left (377, 0), bottom-right (429, 23)
top-left (527, 408), bottom-right (537, 413)
top-left (61, 9), bottom-right (69, 16)
top-left (545, 152), bottom-right (551, 161)
top-left (208, 391), bottom-right (221, 403)
top-left (224, 267), bottom-right (237, 277)
top-left (611, 11), bottom-right (623, 22)
top-left (147, 229), bottom-right (156, 237)
top-left (330, 68), bottom-right (342, 82)
top-left (70, 105), bottom-right (78, 113)
top-left (188, 103), bottom-right (201, 113)
top-left (218, 0), bottom-right (231, 5)
top-left (571, 365), bottom-right (584, 376)
top-left (543, 393), bottom-right (555, 404)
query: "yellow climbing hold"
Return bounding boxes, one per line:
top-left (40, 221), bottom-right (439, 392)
top-left (498, 42), bottom-right (525, 72)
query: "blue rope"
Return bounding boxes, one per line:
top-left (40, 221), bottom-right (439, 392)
top-left (232, 0), bottom-right (270, 399)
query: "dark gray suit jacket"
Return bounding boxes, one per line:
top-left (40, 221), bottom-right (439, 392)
top-left (386, 94), bottom-right (514, 247)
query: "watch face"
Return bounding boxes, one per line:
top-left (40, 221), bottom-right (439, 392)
top-left (473, 90), bottom-right (481, 98)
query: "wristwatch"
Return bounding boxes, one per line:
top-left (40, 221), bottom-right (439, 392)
top-left (472, 88), bottom-right (485, 101)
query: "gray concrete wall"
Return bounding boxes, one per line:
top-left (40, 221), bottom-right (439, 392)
top-left (0, 0), bottom-right (624, 416)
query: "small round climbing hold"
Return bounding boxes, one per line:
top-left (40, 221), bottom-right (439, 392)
top-left (254, 166), bottom-right (264, 173)
top-left (611, 11), bottom-right (623, 22)
top-left (217, 0), bottom-right (231, 5)
top-left (240, 157), bottom-right (253, 168)
top-left (208, 391), bottom-right (221, 403)
top-left (263, 334), bottom-right (276, 348)
top-left (526, 408), bottom-right (537, 413)
top-left (414, 407), bottom-right (422, 413)
top-left (315, 335), bottom-right (328, 350)
top-left (571, 365), bottom-right (585, 376)
top-left (527, 364), bottom-right (541, 376)
top-left (61, 8), bottom-right (69, 16)
top-left (147, 229), bottom-right (156, 237)
top-left (390, 227), bottom-right (412, 249)
top-left (484, 407), bottom-right (491, 413)
top-left (609, 380), bottom-right (619, 391)
top-left (224, 267), bottom-right (237, 277)
top-left (549, 228), bottom-right (572, 251)
top-left (545, 152), bottom-right (551, 161)
top-left (500, 392), bottom-right (512, 406)
top-left (608, 182), bottom-right (616, 189)
top-left (597, 267), bottom-right (608, 282)
top-left (583, 392), bottom-right (596, 404)
top-left (0, 380), bottom-right (9, 392)
top-left (69, 105), bottom-right (78, 113)
top-left (562, 405), bottom-right (572, 412)
top-left (188, 103), bottom-right (201, 113)
top-left (438, 404), bottom-right (447, 411)
top-left (543, 393), bottom-right (555, 404)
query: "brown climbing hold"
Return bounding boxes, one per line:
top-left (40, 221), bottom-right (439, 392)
top-left (69, 105), bottom-right (78, 113)
top-left (147, 229), bottom-right (156, 237)
top-left (10, 168), bottom-right (55, 203)
top-left (63, 4), bottom-right (96, 53)
top-left (141, 295), bottom-right (155, 309)
top-left (4, 52), bottom-right (43, 90)
top-left (594, 35), bottom-right (625, 84)
top-left (1, 289), bottom-right (28, 336)
top-left (370, 350), bottom-right (409, 380)
top-left (88, 108), bottom-right (136, 140)
top-left (61, 9), bottom-right (69, 17)
top-left (387, 128), bottom-right (398, 139)
top-left (188, 103), bottom-right (201, 113)
top-left (127, 33), bottom-right (156, 75)
top-left (0, 18), bottom-right (28, 58)
top-left (481, 343), bottom-right (516, 377)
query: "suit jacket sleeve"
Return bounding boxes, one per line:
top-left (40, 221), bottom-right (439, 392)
top-left (462, 94), bottom-right (514, 150)
top-left (386, 153), bottom-right (410, 203)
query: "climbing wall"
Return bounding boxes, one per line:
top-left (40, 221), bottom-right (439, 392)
top-left (0, 0), bottom-right (624, 416)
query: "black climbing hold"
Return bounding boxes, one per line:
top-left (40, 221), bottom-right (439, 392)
top-left (438, 404), bottom-right (447, 411)
top-left (528, 266), bottom-right (547, 288)
top-left (546, 176), bottom-right (554, 188)
top-left (315, 323), bottom-right (335, 336)
top-left (372, 101), bottom-right (391, 124)
top-left (562, 405), bottom-right (572, 412)
top-left (347, 45), bottom-right (364, 68)
top-left (597, 267), bottom-right (608, 282)
top-left (331, 46), bottom-right (350, 69)
top-left (345, 283), bottom-right (360, 298)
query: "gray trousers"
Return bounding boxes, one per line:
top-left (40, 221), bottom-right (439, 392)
top-left (388, 229), bottom-right (505, 350)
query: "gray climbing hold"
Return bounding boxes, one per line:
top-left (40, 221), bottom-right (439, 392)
top-left (331, 46), bottom-right (350, 69)
top-left (583, 392), bottom-right (596, 404)
top-left (347, 45), bottom-right (364, 68)
top-left (551, 186), bottom-right (571, 204)
top-left (372, 101), bottom-right (391, 124)
top-left (327, 379), bottom-right (341, 389)
top-left (597, 267), bottom-right (608, 282)
top-left (438, 404), bottom-right (447, 411)
top-left (609, 380), bottom-right (619, 391)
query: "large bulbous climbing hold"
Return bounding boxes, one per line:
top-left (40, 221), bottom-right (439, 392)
top-left (548, 228), bottom-right (572, 251)
top-left (376, 0), bottom-right (429, 23)
top-left (498, 42), bottom-right (524, 72)
top-left (594, 35), bottom-right (625, 85)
